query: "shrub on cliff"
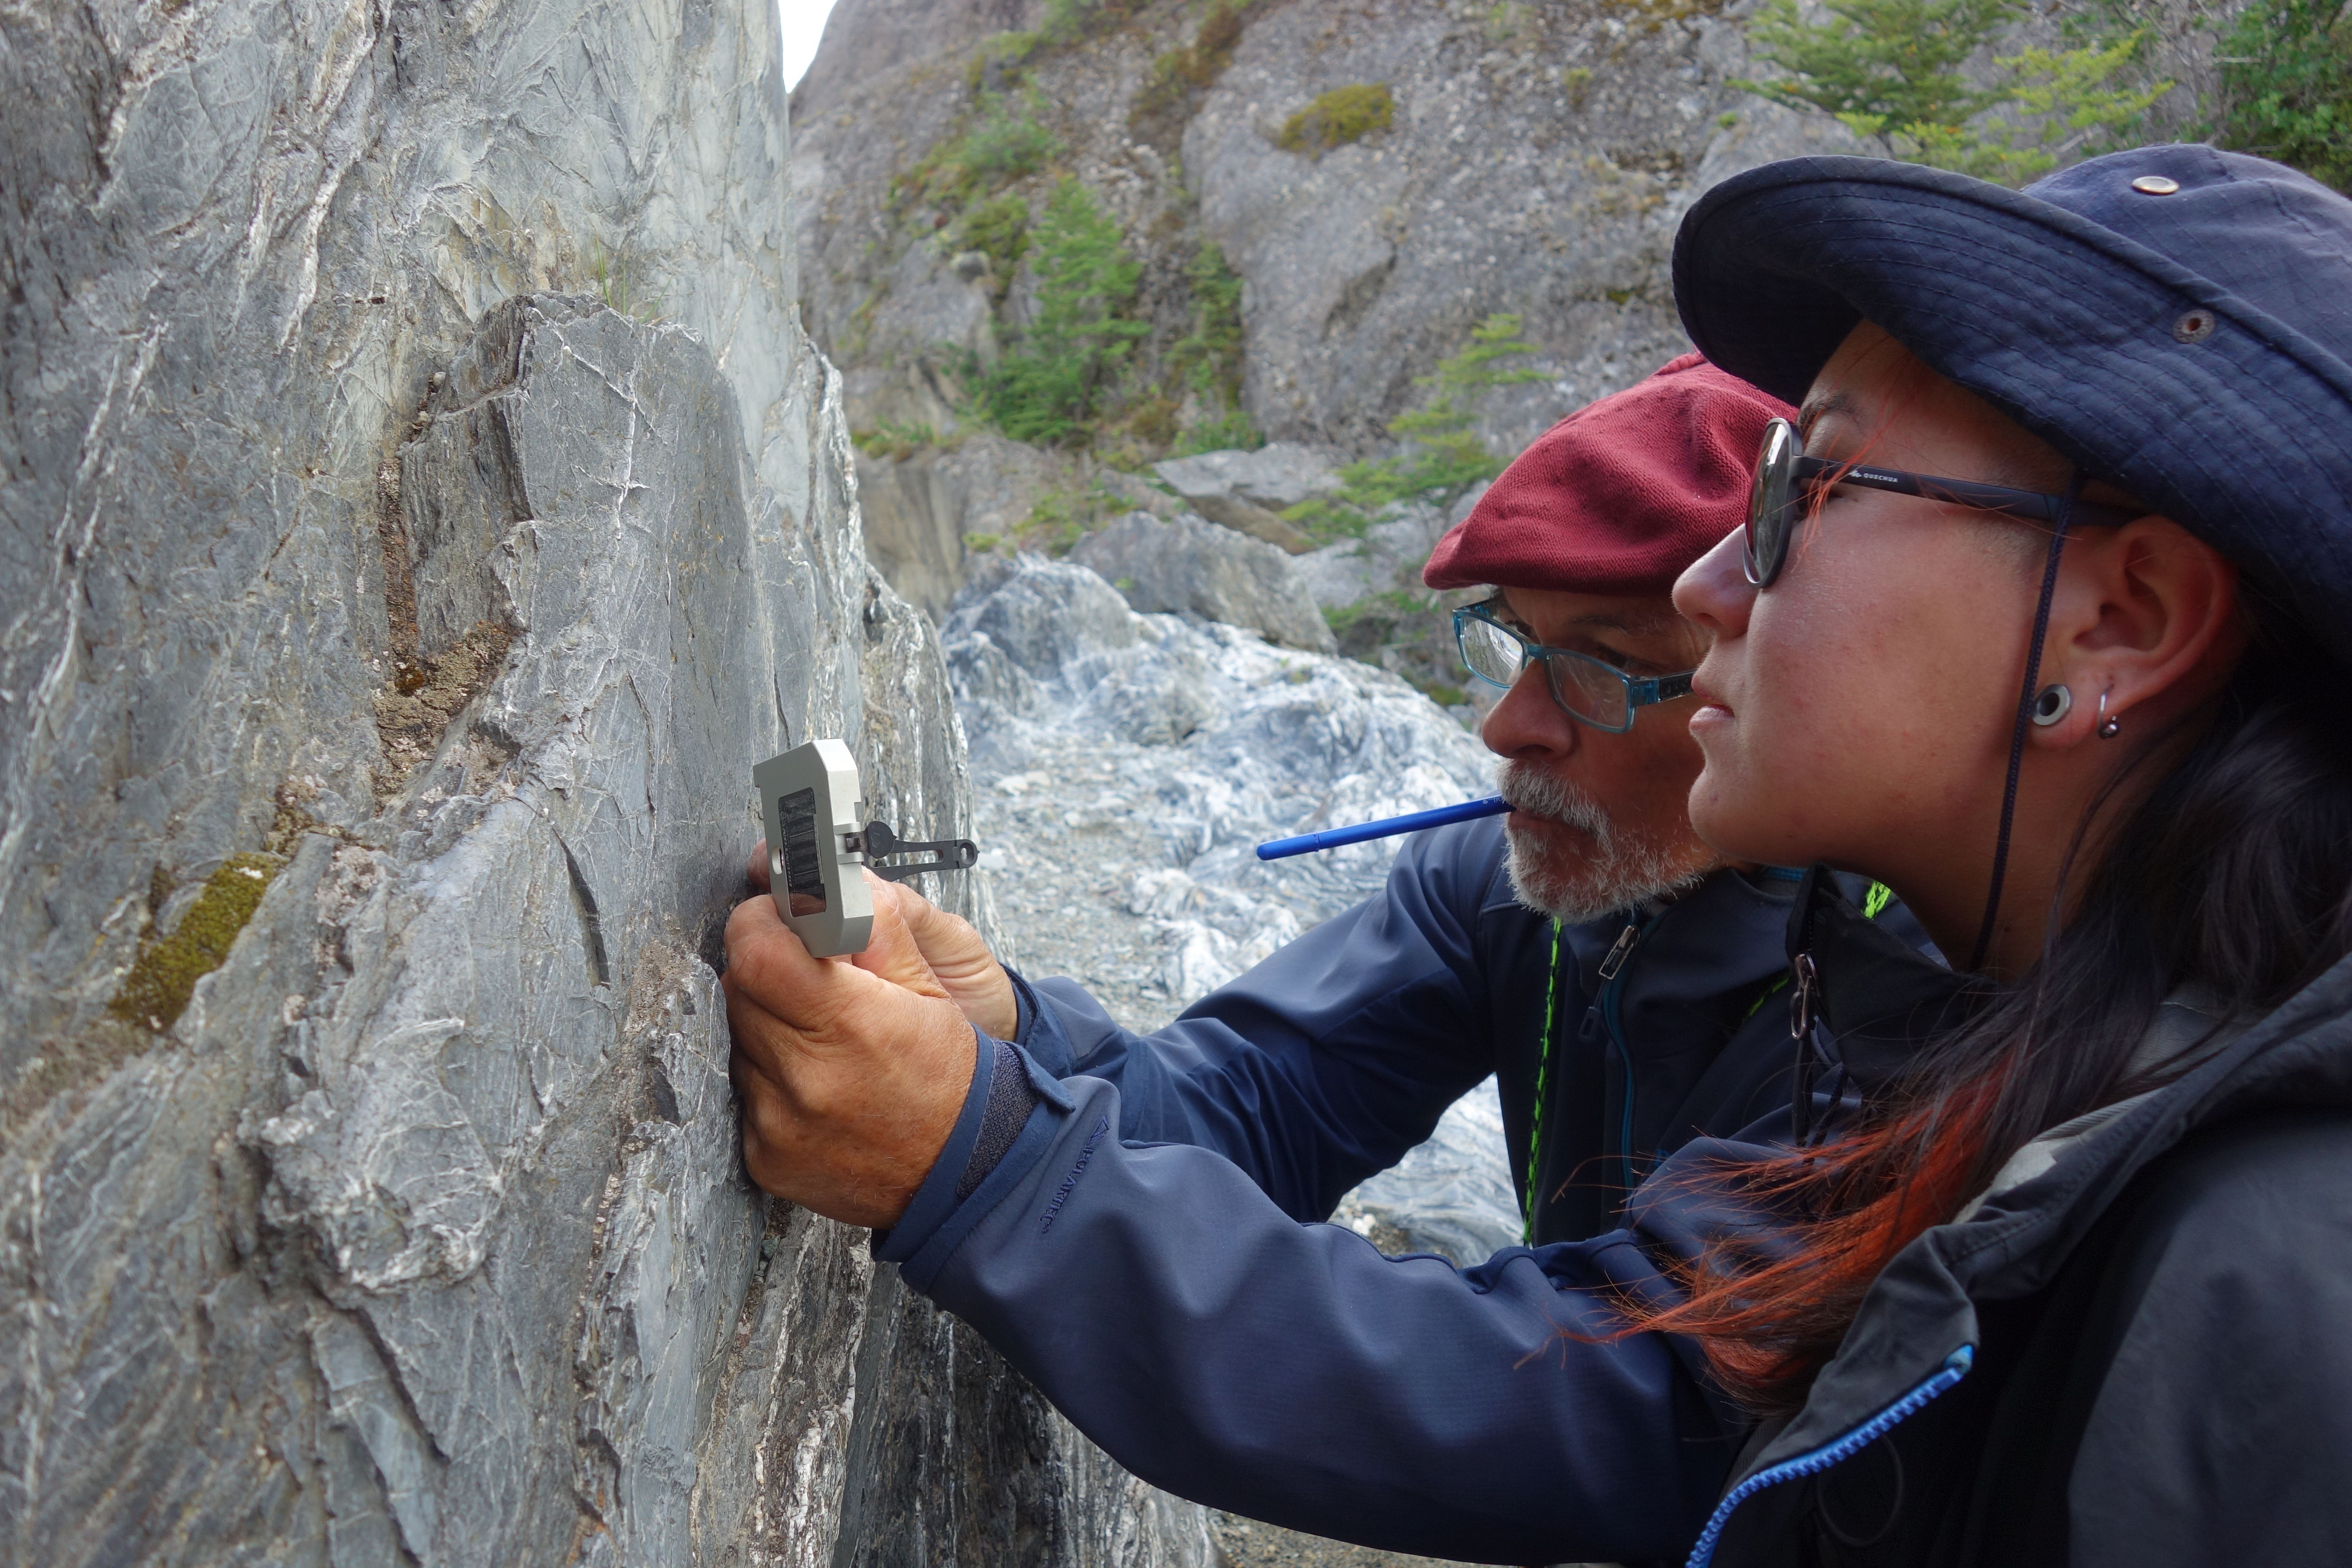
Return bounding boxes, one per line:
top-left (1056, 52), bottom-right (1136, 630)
top-left (979, 179), bottom-right (1146, 446)
top-left (1167, 239), bottom-right (1257, 452)
top-left (894, 91), bottom-right (1060, 212)
top-left (1131, 1), bottom-right (1253, 147)
top-left (1277, 83), bottom-right (1395, 156)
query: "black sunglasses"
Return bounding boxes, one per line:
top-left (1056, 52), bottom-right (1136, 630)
top-left (1745, 417), bottom-right (2143, 588)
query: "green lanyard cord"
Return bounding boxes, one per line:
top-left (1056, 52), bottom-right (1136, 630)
top-left (1522, 919), bottom-right (1563, 1241)
top-left (1519, 884), bottom-right (1893, 1243)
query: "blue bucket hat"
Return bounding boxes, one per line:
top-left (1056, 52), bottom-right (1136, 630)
top-left (1672, 144), bottom-right (2352, 661)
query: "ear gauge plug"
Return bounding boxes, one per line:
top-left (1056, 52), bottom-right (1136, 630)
top-left (2031, 684), bottom-right (2073, 726)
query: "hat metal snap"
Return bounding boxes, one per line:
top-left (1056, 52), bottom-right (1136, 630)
top-left (2132, 174), bottom-right (2181, 195)
top-left (2174, 309), bottom-right (2217, 343)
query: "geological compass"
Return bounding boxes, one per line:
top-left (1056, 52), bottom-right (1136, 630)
top-left (753, 740), bottom-right (980, 957)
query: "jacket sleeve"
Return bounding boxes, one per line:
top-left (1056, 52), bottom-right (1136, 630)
top-left (1009, 818), bottom-right (1507, 1223)
top-left (2066, 1109), bottom-right (2352, 1568)
top-left (877, 1048), bottom-right (1751, 1566)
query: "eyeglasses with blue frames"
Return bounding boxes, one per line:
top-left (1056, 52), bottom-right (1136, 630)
top-left (1452, 602), bottom-right (1696, 732)
top-left (1746, 416), bottom-right (2144, 588)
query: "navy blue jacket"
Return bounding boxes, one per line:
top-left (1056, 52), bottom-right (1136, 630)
top-left (872, 820), bottom-right (1905, 1562)
top-left (1012, 815), bottom-right (1850, 1246)
top-left (879, 842), bottom-right (2352, 1565)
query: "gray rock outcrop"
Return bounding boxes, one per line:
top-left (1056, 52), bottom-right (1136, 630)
top-left (0, 0), bottom-right (1209, 1561)
top-left (1069, 510), bottom-right (1338, 653)
top-left (1148, 444), bottom-right (1340, 553)
top-left (945, 552), bottom-right (1493, 1023)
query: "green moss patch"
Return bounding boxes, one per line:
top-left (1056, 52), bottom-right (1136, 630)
top-left (110, 852), bottom-right (283, 1032)
top-left (1278, 83), bottom-right (1394, 156)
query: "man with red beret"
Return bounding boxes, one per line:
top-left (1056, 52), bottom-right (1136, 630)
top-left (718, 357), bottom-right (1923, 1556)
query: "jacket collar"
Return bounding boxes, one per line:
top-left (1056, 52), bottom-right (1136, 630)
top-left (1787, 867), bottom-right (1978, 1099)
top-left (1730, 914), bottom-right (2352, 1491)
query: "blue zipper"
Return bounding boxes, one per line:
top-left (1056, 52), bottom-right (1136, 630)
top-left (1597, 913), bottom-right (1664, 1191)
top-left (1684, 1344), bottom-right (1975, 1568)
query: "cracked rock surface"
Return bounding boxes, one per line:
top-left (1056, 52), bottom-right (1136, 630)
top-left (0, 0), bottom-right (1209, 1561)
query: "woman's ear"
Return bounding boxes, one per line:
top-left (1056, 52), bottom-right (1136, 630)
top-left (2035, 516), bottom-right (2242, 747)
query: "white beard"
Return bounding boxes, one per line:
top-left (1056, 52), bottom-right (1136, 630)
top-left (1496, 759), bottom-right (1710, 925)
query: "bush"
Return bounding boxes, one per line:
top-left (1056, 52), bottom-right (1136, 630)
top-left (967, 30), bottom-right (1042, 94)
top-left (1277, 83), bottom-right (1395, 156)
top-left (1014, 482), bottom-right (1129, 554)
top-left (1283, 312), bottom-right (1544, 542)
top-left (978, 179), bottom-right (1146, 446)
top-left (1173, 408), bottom-right (1263, 456)
top-left (1172, 240), bottom-right (1246, 404)
top-left (2211, 1), bottom-right (2352, 192)
top-left (1132, 1), bottom-right (1252, 143)
top-left (1039, 0), bottom-right (1148, 47)
top-left (955, 193), bottom-right (1031, 301)
top-left (896, 92), bottom-right (1060, 212)
top-left (852, 423), bottom-right (937, 461)
top-left (1736, 0), bottom-right (2168, 184)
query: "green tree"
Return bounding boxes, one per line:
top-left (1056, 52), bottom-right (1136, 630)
top-left (1737, 0), bottom-right (2169, 184)
top-left (1168, 240), bottom-right (1262, 454)
top-left (2212, 1), bottom-right (2352, 192)
top-left (1172, 242), bottom-right (1245, 401)
top-left (980, 180), bottom-right (1146, 446)
top-left (1743, 0), bottom-right (2021, 133)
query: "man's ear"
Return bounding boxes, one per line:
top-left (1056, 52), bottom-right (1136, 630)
top-left (2037, 516), bottom-right (2242, 745)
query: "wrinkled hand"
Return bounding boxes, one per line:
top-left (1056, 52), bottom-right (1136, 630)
top-left (724, 864), bottom-right (977, 1228)
top-left (748, 840), bottom-right (1017, 1038)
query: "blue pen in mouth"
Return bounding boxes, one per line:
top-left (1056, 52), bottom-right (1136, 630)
top-left (1256, 796), bottom-right (1513, 861)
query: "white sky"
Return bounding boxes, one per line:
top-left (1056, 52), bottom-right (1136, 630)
top-left (779, 0), bottom-right (842, 89)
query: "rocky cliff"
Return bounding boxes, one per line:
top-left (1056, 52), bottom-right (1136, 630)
top-left (791, 0), bottom-right (2231, 623)
top-left (0, 0), bottom-right (1206, 1562)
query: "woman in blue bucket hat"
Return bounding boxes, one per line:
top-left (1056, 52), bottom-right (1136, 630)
top-left (720, 143), bottom-right (2352, 1568)
top-left (1643, 143), bottom-right (2352, 1563)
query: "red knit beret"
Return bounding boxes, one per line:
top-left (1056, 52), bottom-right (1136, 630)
top-left (1422, 352), bottom-right (1795, 596)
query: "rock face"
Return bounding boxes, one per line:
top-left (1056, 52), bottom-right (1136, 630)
top-left (1149, 445), bottom-right (1341, 554)
top-left (1069, 510), bottom-right (1338, 653)
top-left (945, 552), bottom-right (1492, 1027)
top-left (0, 0), bottom-right (1207, 1562)
top-left (791, 0), bottom-right (2229, 625)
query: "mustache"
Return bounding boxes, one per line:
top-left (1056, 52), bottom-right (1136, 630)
top-left (1496, 760), bottom-right (1613, 844)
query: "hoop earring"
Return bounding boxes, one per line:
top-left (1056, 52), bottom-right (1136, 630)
top-left (2097, 690), bottom-right (2122, 739)
top-left (2031, 684), bottom-right (2073, 726)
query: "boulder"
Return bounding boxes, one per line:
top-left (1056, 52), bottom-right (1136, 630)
top-left (855, 430), bottom-right (1066, 622)
top-left (1149, 444), bottom-right (1340, 554)
top-left (1070, 511), bottom-right (1339, 654)
top-left (855, 435), bottom-right (1183, 623)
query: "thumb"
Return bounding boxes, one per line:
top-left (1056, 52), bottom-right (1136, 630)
top-left (849, 870), bottom-right (953, 1001)
top-left (887, 879), bottom-right (998, 985)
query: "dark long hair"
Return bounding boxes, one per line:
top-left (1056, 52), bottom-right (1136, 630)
top-left (1629, 605), bottom-right (2352, 1414)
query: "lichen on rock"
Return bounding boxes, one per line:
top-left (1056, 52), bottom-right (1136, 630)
top-left (108, 853), bottom-right (285, 1032)
top-left (0, 0), bottom-right (1211, 1558)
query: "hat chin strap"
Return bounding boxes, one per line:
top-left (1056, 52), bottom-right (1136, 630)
top-left (1968, 472), bottom-right (2085, 975)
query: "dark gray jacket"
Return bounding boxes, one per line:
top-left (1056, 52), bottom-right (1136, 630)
top-left (1689, 882), bottom-right (2352, 1567)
